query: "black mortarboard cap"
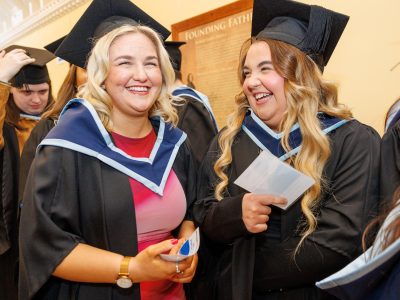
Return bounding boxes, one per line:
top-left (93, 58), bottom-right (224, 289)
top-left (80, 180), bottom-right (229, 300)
top-left (165, 41), bottom-right (186, 71)
top-left (54, 0), bottom-right (170, 69)
top-left (252, 0), bottom-right (349, 70)
top-left (4, 45), bottom-right (55, 87)
top-left (44, 36), bottom-right (66, 54)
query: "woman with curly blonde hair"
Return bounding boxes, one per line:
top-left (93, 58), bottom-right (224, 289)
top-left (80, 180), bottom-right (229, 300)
top-left (19, 1), bottom-right (197, 299)
top-left (192, 1), bottom-right (380, 300)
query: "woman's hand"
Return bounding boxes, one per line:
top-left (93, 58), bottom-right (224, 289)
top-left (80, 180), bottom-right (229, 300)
top-left (242, 193), bottom-right (287, 233)
top-left (171, 254), bottom-right (198, 283)
top-left (169, 220), bottom-right (198, 283)
top-left (129, 239), bottom-right (193, 282)
top-left (0, 49), bottom-right (35, 82)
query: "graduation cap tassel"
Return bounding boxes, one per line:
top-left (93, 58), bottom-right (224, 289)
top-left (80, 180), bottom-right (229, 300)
top-left (303, 6), bottom-right (333, 68)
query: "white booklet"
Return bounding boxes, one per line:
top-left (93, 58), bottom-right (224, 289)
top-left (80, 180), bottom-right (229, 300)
top-left (160, 227), bottom-right (200, 262)
top-left (234, 150), bottom-right (315, 210)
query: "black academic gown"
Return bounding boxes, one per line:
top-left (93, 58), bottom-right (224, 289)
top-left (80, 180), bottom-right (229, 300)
top-left (175, 97), bottom-right (218, 165)
top-left (380, 122), bottom-right (400, 212)
top-left (0, 124), bottom-right (20, 300)
top-left (18, 118), bottom-right (55, 204)
top-left (18, 138), bottom-right (197, 300)
top-left (192, 120), bottom-right (380, 300)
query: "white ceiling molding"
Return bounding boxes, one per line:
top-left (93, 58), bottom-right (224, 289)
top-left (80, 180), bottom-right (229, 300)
top-left (0, 0), bottom-right (90, 48)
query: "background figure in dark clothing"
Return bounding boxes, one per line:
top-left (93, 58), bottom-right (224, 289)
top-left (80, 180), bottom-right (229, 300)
top-left (380, 97), bottom-right (400, 213)
top-left (317, 188), bottom-right (400, 299)
top-left (0, 46), bottom-right (54, 300)
top-left (165, 41), bottom-right (218, 164)
top-left (18, 38), bottom-right (87, 204)
top-left (192, 1), bottom-right (380, 299)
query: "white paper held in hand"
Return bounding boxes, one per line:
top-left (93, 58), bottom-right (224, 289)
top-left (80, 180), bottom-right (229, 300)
top-left (234, 150), bottom-right (315, 209)
top-left (160, 227), bottom-right (200, 262)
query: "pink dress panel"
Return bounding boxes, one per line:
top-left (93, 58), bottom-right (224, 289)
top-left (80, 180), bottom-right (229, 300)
top-left (112, 131), bottom-right (186, 300)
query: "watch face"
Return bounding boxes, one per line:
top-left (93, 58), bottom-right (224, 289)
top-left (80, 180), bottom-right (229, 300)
top-left (116, 276), bottom-right (132, 288)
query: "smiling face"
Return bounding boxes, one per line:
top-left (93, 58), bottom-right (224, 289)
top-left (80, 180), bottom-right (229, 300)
top-left (242, 41), bottom-right (287, 131)
top-left (11, 83), bottom-right (50, 115)
top-left (104, 32), bottom-right (162, 122)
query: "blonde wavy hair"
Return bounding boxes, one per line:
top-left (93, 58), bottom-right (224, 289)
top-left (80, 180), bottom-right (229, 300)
top-left (77, 24), bottom-right (179, 130)
top-left (214, 37), bottom-right (353, 248)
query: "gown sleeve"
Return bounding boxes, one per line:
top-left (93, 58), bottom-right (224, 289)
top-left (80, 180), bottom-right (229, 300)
top-left (176, 98), bottom-right (218, 165)
top-left (380, 124), bottom-right (400, 211)
top-left (254, 121), bottom-right (381, 290)
top-left (308, 121), bottom-right (381, 257)
top-left (19, 146), bottom-right (85, 299)
top-left (173, 140), bottom-right (198, 221)
top-left (193, 137), bottom-right (249, 244)
top-left (18, 119), bottom-right (54, 205)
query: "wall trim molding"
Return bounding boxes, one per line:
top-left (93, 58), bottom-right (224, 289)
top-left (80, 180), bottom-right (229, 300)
top-left (0, 0), bottom-right (90, 47)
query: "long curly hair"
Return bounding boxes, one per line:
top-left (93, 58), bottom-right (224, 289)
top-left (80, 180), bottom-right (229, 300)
top-left (42, 64), bottom-right (80, 121)
top-left (77, 24), bottom-right (179, 130)
top-left (214, 37), bottom-right (353, 249)
top-left (363, 188), bottom-right (400, 252)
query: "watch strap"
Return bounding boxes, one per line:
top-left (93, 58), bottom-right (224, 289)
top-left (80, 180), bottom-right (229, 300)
top-left (119, 256), bottom-right (132, 276)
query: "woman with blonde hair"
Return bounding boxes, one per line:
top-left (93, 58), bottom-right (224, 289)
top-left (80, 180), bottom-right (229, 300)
top-left (19, 1), bottom-right (197, 299)
top-left (192, 1), bottom-right (380, 299)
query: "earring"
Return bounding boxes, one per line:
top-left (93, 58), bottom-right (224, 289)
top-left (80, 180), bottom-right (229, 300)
top-left (101, 84), bottom-right (106, 90)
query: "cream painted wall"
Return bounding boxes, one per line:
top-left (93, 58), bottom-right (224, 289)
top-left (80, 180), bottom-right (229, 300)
top-left (8, 0), bottom-right (400, 134)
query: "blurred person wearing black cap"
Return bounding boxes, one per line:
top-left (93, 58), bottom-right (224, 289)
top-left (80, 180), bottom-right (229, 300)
top-left (165, 41), bottom-right (218, 165)
top-left (18, 1), bottom-right (197, 300)
top-left (0, 46), bottom-right (54, 300)
top-left (1, 46), bottom-right (55, 153)
top-left (191, 0), bottom-right (380, 299)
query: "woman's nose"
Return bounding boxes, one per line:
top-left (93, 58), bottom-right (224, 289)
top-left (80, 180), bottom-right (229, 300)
top-left (132, 65), bottom-right (147, 82)
top-left (30, 93), bottom-right (41, 103)
top-left (248, 75), bottom-right (261, 89)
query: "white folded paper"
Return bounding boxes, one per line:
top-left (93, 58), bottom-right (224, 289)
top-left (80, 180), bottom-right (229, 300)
top-left (160, 227), bottom-right (200, 262)
top-left (234, 150), bottom-right (315, 209)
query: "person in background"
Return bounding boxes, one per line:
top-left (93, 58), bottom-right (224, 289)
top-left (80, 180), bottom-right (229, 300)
top-left (384, 97), bottom-right (400, 133)
top-left (0, 46), bottom-right (54, 300)
top-left (18, 36), bottom-right (87, 201)
top-left (192, 0), bottom-right (380, 299)
top-left (380, 97), bottom-right (400, 212)
top-left (165, 41), bottom-right (218, 164)
top-left (19, 0), bottom-right (197, 299)
top-left (316, 189), bottom-right (400, 299)
top-left (1, 45), bottom-right (55, 153)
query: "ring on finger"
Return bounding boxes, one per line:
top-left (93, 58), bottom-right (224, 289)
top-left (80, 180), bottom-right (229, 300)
top-left (175, 261), bottom-right (181, 274)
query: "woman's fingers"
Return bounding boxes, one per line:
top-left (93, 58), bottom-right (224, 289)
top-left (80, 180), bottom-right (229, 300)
top-left (0, 49), bottom-right (36, 82)
top-left (252, 194), bottom-right (287, 206)
top-left (171, 255), bottom-right (198, 283)
top-left (242, 193), bottom-right (287, 233)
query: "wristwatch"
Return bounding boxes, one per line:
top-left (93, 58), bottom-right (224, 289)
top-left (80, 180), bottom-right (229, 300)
top-left (116, 256), bottom-right (133, 288)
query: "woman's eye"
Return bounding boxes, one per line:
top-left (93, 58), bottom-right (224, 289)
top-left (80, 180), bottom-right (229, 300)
top-left (145, 62), bottom-right (158, 67)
